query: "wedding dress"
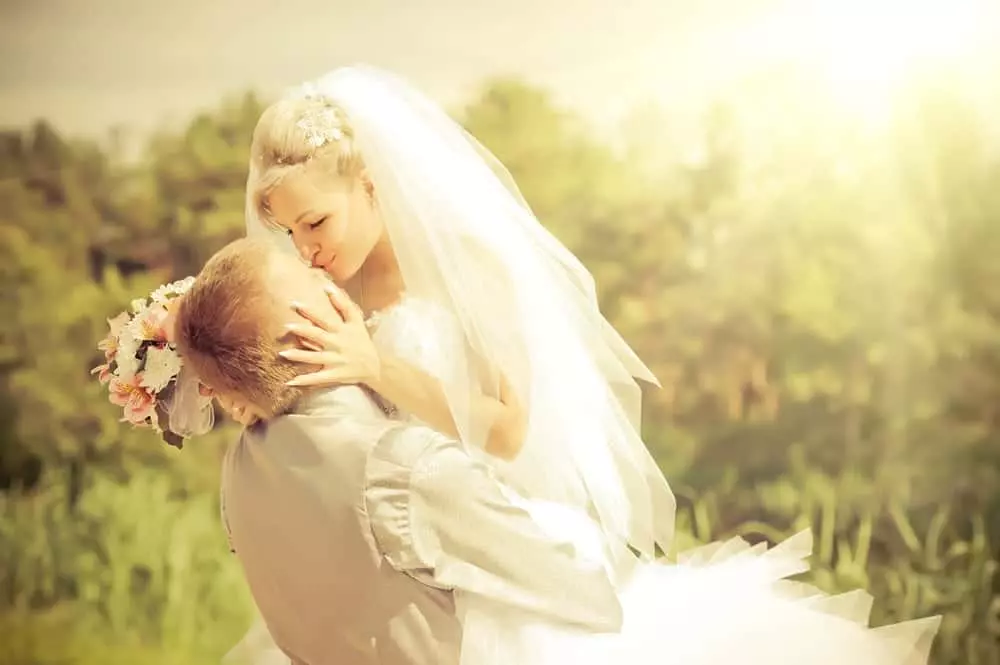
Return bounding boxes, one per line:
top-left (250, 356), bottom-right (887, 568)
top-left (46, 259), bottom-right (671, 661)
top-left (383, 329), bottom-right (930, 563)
top-left (367, 294), bottom-right (941, 665)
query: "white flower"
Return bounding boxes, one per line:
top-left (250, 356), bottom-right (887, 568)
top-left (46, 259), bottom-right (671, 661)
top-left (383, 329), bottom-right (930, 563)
top-left (107, 312), bottom-right (130, 338)
top-left (175, 275), bottom-right (196, 292)
top-left (140, 346), bottom-right (182, 393)
top-left (130, 298), bottom-right (147, 314)
top-left (126, 303), bottom-right (169, 342)
top-left (150, 276), bottom-right (196, 304)
top-left (114, 329), bottom-right (141, 381)
top-left (149, 285), bottom-right (170, 304)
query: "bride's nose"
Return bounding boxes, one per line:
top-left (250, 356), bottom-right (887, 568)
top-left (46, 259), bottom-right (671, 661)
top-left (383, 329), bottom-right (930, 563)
top-left (296, 241), bottom-right (318, 265)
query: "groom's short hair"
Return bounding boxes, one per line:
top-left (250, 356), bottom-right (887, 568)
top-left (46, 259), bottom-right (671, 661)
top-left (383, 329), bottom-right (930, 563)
top-left (174, 239), bottom-right (304, 416)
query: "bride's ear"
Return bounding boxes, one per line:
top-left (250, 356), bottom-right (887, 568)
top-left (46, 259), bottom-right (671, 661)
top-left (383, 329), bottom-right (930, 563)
top-left (359, 169), bottom-right (375, 202)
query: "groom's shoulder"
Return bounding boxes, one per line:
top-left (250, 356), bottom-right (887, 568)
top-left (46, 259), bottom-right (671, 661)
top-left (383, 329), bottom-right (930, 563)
top-left (289, 385), bottom-right (383, 420)
top-left (254, 385), bottom-right (375, 434)
top-left (246, 385), bottom-right (392, 453)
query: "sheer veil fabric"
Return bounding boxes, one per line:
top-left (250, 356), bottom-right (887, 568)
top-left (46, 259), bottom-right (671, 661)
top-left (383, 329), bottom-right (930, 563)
top-left (245, 65), bottom-right (676, 571)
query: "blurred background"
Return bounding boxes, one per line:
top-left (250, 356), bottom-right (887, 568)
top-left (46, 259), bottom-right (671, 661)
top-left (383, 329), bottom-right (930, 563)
top-left (2, 0), bottom-right (999, 663)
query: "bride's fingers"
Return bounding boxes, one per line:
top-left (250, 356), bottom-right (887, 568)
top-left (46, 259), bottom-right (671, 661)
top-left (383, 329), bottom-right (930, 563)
top-left (284, 323), bottom-right (333, 349)
top-left (299, 338), bottom-right (324, 352)
top-left (324, 284), bottom-right (364, 324)
top-left (278, 348), bottom-right (335, 365)
top-left (291, 300), bottom-right (341, 331)
top-left (285, 368), bottom-right (347, 388)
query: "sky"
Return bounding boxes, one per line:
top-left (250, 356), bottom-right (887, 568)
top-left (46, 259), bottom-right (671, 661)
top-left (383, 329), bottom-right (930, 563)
top-left (0, 0), bottom-right (782, 141)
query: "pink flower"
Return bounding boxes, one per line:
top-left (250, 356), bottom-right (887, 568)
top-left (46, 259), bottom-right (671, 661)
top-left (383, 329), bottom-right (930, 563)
top-left (108, 374), bottom-right (157, 425)
top-left (98, 312), bottom-right (131, 361)
top-left (91, 363), bottom-right (113, 385)
top-left (128, 304), bottom-right (170, 343)
top-left (97, 335), bottom-right (117, 361)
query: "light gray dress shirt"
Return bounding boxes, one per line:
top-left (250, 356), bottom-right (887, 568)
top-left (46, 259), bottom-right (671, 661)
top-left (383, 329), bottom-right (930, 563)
top-left (221, 386), bottom-right (622, 665)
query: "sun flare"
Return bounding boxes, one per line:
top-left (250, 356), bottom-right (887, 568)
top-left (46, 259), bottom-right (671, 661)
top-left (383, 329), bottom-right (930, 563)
top-left (796, 0), bottom-right (993, 116)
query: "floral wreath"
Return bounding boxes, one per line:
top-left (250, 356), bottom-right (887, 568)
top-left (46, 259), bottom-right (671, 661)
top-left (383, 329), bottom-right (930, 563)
top-left (92, 277), bottom-right (214, 448)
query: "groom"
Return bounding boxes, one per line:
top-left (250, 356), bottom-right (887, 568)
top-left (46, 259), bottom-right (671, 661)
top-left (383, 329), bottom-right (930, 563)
top-left (173, 239), bottom-right (623, 665)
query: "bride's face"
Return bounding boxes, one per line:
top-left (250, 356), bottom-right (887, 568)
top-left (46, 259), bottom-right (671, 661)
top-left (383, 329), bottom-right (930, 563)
top-left (267, 165), bottom-right (384, 284)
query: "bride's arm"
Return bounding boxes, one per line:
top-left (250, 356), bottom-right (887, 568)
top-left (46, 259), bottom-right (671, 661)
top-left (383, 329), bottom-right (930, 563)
top-left (367, 351), bottom-right (526, 460)
top-left (284, 240), bottom-right (529, 459)
top-left (285, 287), bottom-right (527, 460)
top-left (370, 239), bottom-right (530, 459)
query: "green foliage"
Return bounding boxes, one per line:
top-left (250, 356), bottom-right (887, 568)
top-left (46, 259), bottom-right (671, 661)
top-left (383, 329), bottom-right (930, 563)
top-left (0, 458), bottom-right (252, 664)
top-left (673, 449), bottom-right (999, 664)
top-left (1, 74), bottom-right (997, 664)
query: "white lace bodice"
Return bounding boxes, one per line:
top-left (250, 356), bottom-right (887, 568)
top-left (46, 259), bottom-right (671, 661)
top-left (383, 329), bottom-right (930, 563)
top-left (366, 295), bottom-right (607, 558)
top-left (365, 295), bottom-right (467, 423)
top-left (366, 294), bottom-right (516, 477)
top-left (366, 295), bottom-right (593, 514)
top-left (368, 294), bottom-right (619, 572)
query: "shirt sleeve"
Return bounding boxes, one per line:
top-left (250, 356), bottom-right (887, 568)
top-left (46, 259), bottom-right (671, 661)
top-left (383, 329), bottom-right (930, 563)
top-left (365, 425), bottom-right (623, 633)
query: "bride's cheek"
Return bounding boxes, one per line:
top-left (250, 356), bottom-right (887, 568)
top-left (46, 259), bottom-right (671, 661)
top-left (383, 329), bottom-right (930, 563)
top-left (332, 216), bottom-right (352, 248)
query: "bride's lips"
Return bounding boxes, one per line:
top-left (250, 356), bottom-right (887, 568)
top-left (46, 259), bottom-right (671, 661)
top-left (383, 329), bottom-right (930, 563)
top-left (312, 255), bottom-right (334, 271)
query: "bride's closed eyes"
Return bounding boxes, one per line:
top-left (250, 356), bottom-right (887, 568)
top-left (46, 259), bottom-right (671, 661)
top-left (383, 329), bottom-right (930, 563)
top-left (286, 217), bottom-right (327, 236)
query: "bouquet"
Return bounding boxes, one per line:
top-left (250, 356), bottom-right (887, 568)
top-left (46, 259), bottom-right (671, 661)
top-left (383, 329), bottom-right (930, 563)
top-left (92, 277), bottom-right (212, 448)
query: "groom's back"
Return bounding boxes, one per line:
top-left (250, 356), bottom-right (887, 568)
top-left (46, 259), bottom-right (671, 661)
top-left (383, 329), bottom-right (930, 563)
top-left (222, 386), bottom-right (461, 665)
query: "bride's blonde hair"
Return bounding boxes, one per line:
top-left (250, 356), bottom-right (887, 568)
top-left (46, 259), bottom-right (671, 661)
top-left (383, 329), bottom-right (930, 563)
top-left (249, 95), bottom-right (365, 227)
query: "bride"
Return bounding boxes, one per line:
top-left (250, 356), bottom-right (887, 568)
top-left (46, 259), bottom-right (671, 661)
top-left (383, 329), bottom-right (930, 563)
top-left (232, 65), bottom-right (939, 664)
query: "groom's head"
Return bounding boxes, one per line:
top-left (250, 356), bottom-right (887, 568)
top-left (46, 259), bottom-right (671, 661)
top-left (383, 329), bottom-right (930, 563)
top-left (174, 238), bottom-right (327, 420)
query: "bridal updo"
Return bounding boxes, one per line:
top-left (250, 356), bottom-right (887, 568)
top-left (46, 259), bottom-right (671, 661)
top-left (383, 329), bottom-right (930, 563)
top-left (249, 94), bottom-right (366, 228)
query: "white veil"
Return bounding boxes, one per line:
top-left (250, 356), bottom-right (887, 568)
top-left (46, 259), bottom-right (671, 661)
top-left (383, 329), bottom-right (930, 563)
top-left (246, 65), bottom-right (676, 568)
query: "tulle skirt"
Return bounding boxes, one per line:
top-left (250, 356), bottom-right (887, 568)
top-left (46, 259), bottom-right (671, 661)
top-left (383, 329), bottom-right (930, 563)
top-left (225, 498), bottom-right (941, 665)
top-left (457, 498), bottom-right (941, 665)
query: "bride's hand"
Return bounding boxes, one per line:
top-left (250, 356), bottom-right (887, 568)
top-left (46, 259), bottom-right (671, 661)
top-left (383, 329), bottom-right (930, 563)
top-left (280, 285), bottom-right (381, 388)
